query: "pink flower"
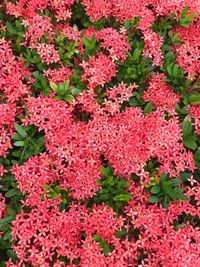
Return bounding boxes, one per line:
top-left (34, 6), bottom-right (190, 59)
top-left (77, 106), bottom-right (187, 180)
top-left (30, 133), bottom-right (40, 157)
top-left (55, 23), bottom-right (81, 41)
top-left (84, 204), bottom-right (124, 242)
top-left (11, 201), bottom-right (88, 266)
top-left (11, 153), bottom-right (61, 205)
top-left (0, 38), bottom-right (30, 102)
top-left (111, 0), bottom-right (155, 31)
top-left (189, 104), bottom-right (200, 135)
top-left (106, 82), bottom-right (136, 104)
top-left (81, 52), bottom-right (117, 89)
top-left (96, 28), bottom-right (130, 61)
top-left (173, 20), bottom-right (200, 78)
top-left (0, 164), bottom-right (7, 177)
top-left (143, 73), bottom-right (180, 114)
top-left (49, 0), bottom-right (75, 21)
top-left (142, 29), bottom-right (163, 66)
top-left (23, 15), bottom-right (54, 48)
top-left (0, 103), bottom-right (16, 156)
top-left (0, 194), bottom-right (6, 238)
top-left (82, 0), bottom-right (113, 21)
top-left (44, 66), bottom-right (72, 84)
top-left (36, 43), bottom-right (60, 64)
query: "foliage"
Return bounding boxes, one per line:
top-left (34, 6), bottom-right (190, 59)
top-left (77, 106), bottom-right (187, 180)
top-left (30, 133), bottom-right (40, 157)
top-left (146, 172), bottom-right (188, 208)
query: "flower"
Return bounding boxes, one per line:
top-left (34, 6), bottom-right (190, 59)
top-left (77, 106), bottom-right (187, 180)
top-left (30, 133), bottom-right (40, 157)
top-left (82, 0), bottom-right (113, 21)
top-left (36, 43), bottom-right (60, 64)
top-left (142, 29), bottom-right (163, 66)
top-left (142, 73), bottom-right (180, 115)
top-left (96, 28), bottom-right (130, 61)
top-left (81, 52), bottom-right (117, 89)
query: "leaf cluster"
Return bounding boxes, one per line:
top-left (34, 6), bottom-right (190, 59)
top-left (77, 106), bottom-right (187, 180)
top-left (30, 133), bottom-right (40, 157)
top-left (147, 172), bottom-right (188, 208)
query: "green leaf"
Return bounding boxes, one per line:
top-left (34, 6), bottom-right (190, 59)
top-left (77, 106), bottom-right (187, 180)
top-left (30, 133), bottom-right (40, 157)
top-left (179, 11), bottom-right (196, 27)
top-left (182, 120), bottom-right (192, 138)
top-left (50, 82), bottom-right (58, 91)
top-left (189, 94), bottom-right (200, 104)
top-left (35, 136), bottom-right (45, 148)
top-left (64, 95), bottom-right (75, 102)
top-left (100, 167), bottom-right (111, 177)
top-left (160, 172), bottom-right (167, 182)
top-left (178, 193), bottom-right (189, 201)
top-left (91, 34), bottom-right (96, 48)
top-left (13, 141), bottom-right (25, 147)
top-left (183, 136), bottom-right (197, 150)
top-left (54, 185), bottom-right (60, 193)
top-left (151, 185), bottom-right (161, 194)
top-left (105, 176), bottom-right (114, 186)
top-left (11, 133), bottom-right (24, 141)
top-left (170, 179), bottom-right (182, 186)
top-left (180, 6), bottom-right (189, 18)
top-left (7, 250), bottom-right (17, 261)
top-left (7, 208), bottom-right (16, 217)
top-left (173, 64), bottom-right (179, 77)
top-left (0, 216), bottom-right (15, 225)
top-left (124, 19), bottom-right (130, 30)
top-left (162, 180), bottom-right (172, 188)
top-left (93, 234), bottom-right (111, 256)
top-left (43, 184), bottom-right (52, 191)
top-left (113, 193), bottom-right (132, 202)
top-left (148, 196), bottom-right (160, 203)
top-left (144, 101), bottom-right (152, 114)
top-left (115, 228), bottom-right (127, 239)
top-left (132, 48), bottom-right (142, 61)
top-left (167, 65), bottom-right (173, 76)
top-left (5, 189), bottom-right (21, 198)
top-left (180, 172), bottom-right (192, 182)
top-left (147, 161), bottom-right (153, 170)
top-left (3, 230), bottom-right (11, 241)
top-left (12, 150), bottom-right (22, 157)
top-left (71, 87), bottom-right (81, 95)
top-left (195, 150), bottom-right (200, 167)
top-left (83, 36), bottom-right (93, 50)
top-left (92, 234), bottom-right (102, 242)
top-left (161, 200), bottom-right (169, 208)
top-left (14, 123), bottom-right (27, 138)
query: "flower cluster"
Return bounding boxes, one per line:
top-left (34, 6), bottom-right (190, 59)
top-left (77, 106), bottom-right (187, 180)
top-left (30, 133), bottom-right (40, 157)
top-left (96, 28), bottom-right (131, 62)
top-left (0, 103), bottom-right (16, 156)
top-left (36, 43), bottom-right (60, 64)
top-left (0, 38), bottom-right (30, 102)
top-left (189, 104), bottom-right (200, 135)
top-left (173, 21), bottom-right (200, 79)
top-left (143, 73), bottom-right (180, 114)
top-left (44, 66), bottom-right (72, 84)
top-left (81, 52), bottom-right (117, 89)
top-left (142, 30), bottom-right (163, 66)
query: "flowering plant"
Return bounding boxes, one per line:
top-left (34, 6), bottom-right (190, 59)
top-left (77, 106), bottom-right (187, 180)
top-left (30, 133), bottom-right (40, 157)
top-left (0, 0), bottom-right (200, 266)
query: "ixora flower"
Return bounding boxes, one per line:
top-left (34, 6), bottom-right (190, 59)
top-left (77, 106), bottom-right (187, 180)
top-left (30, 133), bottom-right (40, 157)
top-left (173, 21), bottom-right (200, 78)
top-left (142, 29), bottom-right (163, 66)
top-left (96, 28), bottom-right (131, 61)
top-left (44, 66), bottom-right (72, 84)
top-left (142, 73), bottom-right (180, 114)
top-left (189, 104), bottom-right (200, 135)
top-left (81, 0), bottom-right (113, 21)
top-left (10, 201), bottom-right (88, 266)
top-left (36, 43), bottom-right (60, 64)
top-left (80, 52), bottom-right (117, 89)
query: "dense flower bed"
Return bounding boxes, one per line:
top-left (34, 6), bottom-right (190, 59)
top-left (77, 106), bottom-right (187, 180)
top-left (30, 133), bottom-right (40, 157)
top-left (0, 0), bottom-right (200, 266)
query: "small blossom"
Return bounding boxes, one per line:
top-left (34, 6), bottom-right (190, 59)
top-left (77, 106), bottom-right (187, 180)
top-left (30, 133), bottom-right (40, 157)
top-left (81, 52), bottom-right (117, 89)
top-left (36, 43), bottom-right (60, 64)
top-left (97, 28), bottom-right (130, 61)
